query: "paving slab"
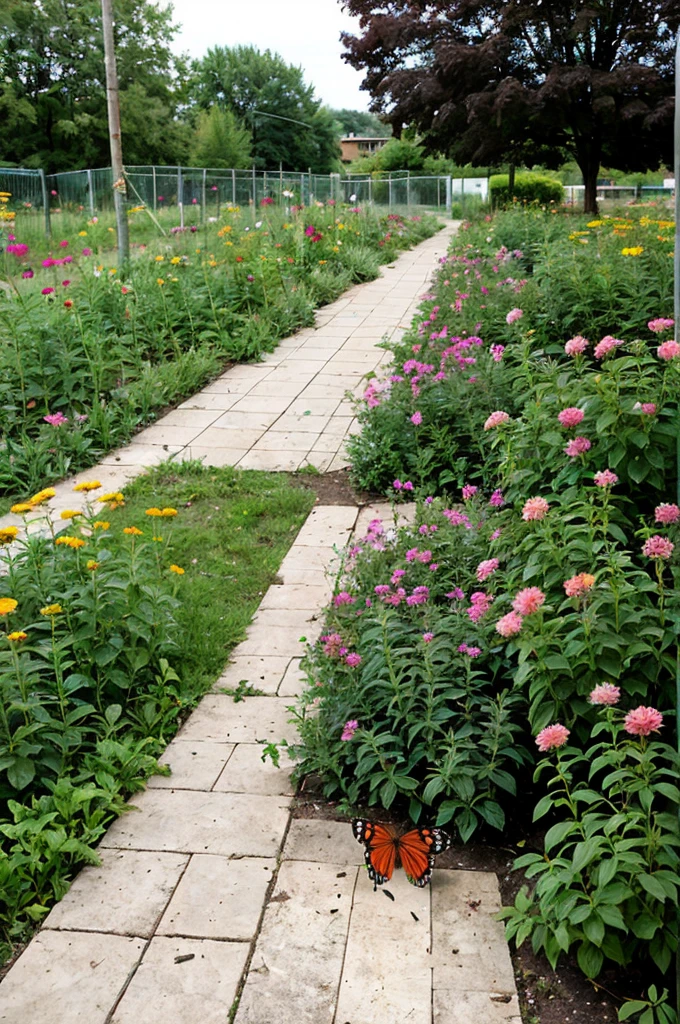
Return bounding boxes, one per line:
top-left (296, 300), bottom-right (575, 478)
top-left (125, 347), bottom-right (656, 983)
top-left (212, 654), bottom-right (292, 695)
top-left (175, 695), bottom-right (297, 745)
top-left (277, 658), bottom-right (306, 697)
top-left (213, 742), bottom-right (295, 796)
top-left (157, 855), bottom-right (275, 940)
top-left (433, 989), bottom-right (523, 1024)
top-left (0, 930), bottom-right (145, 1024)
top-left (100, 789), bottom-right (290, 857)
top-left (111, 936), bottom-right (249, 1024)
top-left (43, 849), bottom-right (188, 937)
top-left (260, 583), bottom-right (332, 609)
top-left (148, 739), bottom-right (235, 791)
top-left (283, 819), bottom-right (363, 865)
top-left (234, 622), bottom-right (308, 658)
top-left (234, 860), bottom-right (355, 1024)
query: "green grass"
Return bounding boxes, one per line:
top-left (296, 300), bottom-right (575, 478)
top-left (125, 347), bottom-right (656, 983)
top-left (120, 459), bottom-right (316, 702)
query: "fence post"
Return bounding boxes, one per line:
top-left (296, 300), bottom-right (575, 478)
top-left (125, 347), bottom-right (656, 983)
top-left (87, 169), bottom-right (95, 215)
top-left (232, 168), bottom-right (236, 205)
top-left (38, 169), bottom-right (51, 239)
top-left (300, 173), bottom-right (304, 204)
top-left (178, 166), bottom-right (184, 228)
top-left (388, 176), bottom-right (392, 209)
top-left (446, 176), bottom-right (452, 215)
top-left (201, 168), bottom-right (206, 225)
top-left (152, 166), bottom-right (157, 212)
top-left (252, 165), bottom-right (256, 207)
top-left (406, 170), bottom-right (411, 208)
top-left (368, 177), bottom-right (373, 205)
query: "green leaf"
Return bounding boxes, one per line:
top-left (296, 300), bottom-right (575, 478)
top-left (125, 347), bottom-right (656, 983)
top-left (105, 704), bottom-right (122, 727)
top-left (639, 873), bottom-right (669, 902)
top-left (7, 757), bottom-right (36, 790)
top-left (577, 940), bottom-right (603, 978)
top-left (618, 1001), bottom-right (649, 1021)
top-left (544, 819), bottom-right (578, 853)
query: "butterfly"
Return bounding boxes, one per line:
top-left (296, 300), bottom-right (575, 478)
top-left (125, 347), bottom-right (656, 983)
top-left (352, 819), bottom-right (451, 890)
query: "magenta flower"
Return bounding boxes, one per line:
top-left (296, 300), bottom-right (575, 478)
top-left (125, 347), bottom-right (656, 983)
top-left (411, 411), bottom-right (423, 426)
top-left (624, 706), bottom-right (663, 736)
top-left (42, 258), bottom-right (55, 268)
top-left (642, 535), bottom-right (674, 559)
top-left (458, 643), bottom-right (481, 657)
top-left (490, 344), bottom-right (505, 362)
top-left (341, 719), bottom-right (359, 741)
top-left (446, 587), bottom-right (465, 600)
top-left (44, 412), bottom-right (68, 427)
top-left (655, 503), bottom-right (680, 524)
top-left (304, 225), bottom-right (316, 237)
top-left (658, 340), bottom-right (680, 361)
top-left (62, 279), bottom-right (70, 287)
top-left (406, 585), bottom-right (430, 606)
top-left (334, 591), bottom-right (356, 606)
top-left (565, 336), bottom-right (589, 356)
top-left (535, 723), bottom-right (570, 752)
top-left (422, 632), bottom-right (434, 643)
top-left (558, 407), bottom-right (585, 429)
top-left (345, 653), bottom-right (362, 668)
top-left (476, 558), bottom-right (499, 582)
top-left (594, 335), bottom-right (624, 359)
top-left (564, 436), bottom-right (591, 458)
top-left (41, 287), bottom-right (54, 295)
top-left (640, 403), bottom-right (657, 415)
top-left (467, 591), bottom-right (493, 622)
top-left (484, 410), bottom-right (510, 430)
top-left (260, 197), bottom-right (275, 206)
top-left (489, 489), bottom-right (505, 507)
top-left (462, 484), bottom-right (478, 500)
top-left (594, 469), bottom-right (618, 487)
top-left (403, 481), bottom-right (414, 492)
top-left (393, 479), bottom-right (403, 490)
top-left (21, 269), bottom-right (34, 279)
top-left (506, 308), bottom-right (523, 324)
top-left (589, 683), bottom-right (620, 706)
top-left (59, 240), bottom-right (68, 248)
top-left (512, 587), bottom-right (545, 616)
top-left (522, 497), bottom-right (549, 521)
top-left (81, 247), bottom-right (92, 256)
top-left (495, 611), bottom-right (524, 638)
top-left (648, 318), bottom-right (674, 333)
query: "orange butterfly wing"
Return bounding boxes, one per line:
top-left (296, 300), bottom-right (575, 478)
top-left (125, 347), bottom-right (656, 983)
top-left (352, 819), bottom-right (398, 887)
top-left (397, 827), bottom-right (450, 887)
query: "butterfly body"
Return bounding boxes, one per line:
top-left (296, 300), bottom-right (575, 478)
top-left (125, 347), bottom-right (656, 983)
top-left (352, 819), bottom-right (451, 890)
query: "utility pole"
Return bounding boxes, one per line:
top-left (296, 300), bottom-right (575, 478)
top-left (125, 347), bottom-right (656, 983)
top-left (101, 0), bottom-right (129, 266)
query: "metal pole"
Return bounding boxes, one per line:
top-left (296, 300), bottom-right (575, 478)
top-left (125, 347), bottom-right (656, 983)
top-left (461, 175), bottom-right (465, 215)
top-left (232, 168), bottom-right (236, 205)
top-left (252, 165), bottom-right (256, 207)
top-left (446, 175), bottom-right (452, 215)
top-left (201, 168), bottom-right (206, 226)
top-left (406, 170), bottom-right (411, 208)
top-left (87, 169), bottom-right (95, 216)
top-left (388, 177), bottom-right (392, 209)
top-left (152, 166), bottom-right (157, 212)
top-left (101, 0), bottom-right (129, 265)
top-left (178, 167), bottom-right (184, 228)
top-left (38, 169), bottom-right (51, 239)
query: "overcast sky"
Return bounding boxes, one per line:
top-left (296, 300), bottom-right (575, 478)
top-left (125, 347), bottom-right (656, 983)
top-left (162, 0), bottom-right (370, 111)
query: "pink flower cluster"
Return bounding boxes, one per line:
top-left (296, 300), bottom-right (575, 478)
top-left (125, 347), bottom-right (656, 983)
top-left (658, 340), bottom-right (680, 361)
top-left (42, 256), bottom-right (73, 267)
top-left (624, 706), bottom-right (663, 736)
top-left (406, 585), bottom-right (430, 606)
top-left (489, 489), bottom-right (505, 507)
top-left (563, 572), bottom-right (595, 598)
top-left (393, 479), bottom-right (414, 492)
top-left (467, 591), bottom-right (493, 622)
top-left (495, 611), bottom-right (523, 637)
top-left (476, 558), bottom-right (499, 582)
top-left (334, 591), bottom-right (356, 607)
top-left (44, 412), bottom-right (68, 427)
top-left (321, 633), bottom-right (344, 657)
top-left (341, 719), bottom-right (359, 741)
top-left (594, 469), bottom-right (618, 488)
top-left (462, 484), bottom-right (478, 500)
top-left (522, 496), bottom-right (549, 521)
top-left (564, 436), bottom-right (591, 458)
top-left (490, 345), bottom-right (505, 362)
top-left (6, 243), bottom-right (29, 258)
top-left (411, 411), bottom-right (423, 426)
top-left (589, 683), bottom-right (620, 706)
top-left (345, 652), bottom-right (362, 668)
top-left (484, 410), bottom-right (510, 430)
top-left (506, 308), bottom-right (523, 324)
top-left (535, 723), bottom-right (570, 752)
top-left (593, 335), bottom-right (624, 359)
top-left (565, 336), bottom-right (589, 356)
top-left (655, 503), bottom-right (680, 524)
top-left (512, 587), bottom-right (545, 616)
top-left (558, 407), bottom-right (584, 429)
top-left (642, 535), bottom-right (674, 559)
top-left (458, 643), bottom-right (481, 657)
top-left (648, 318), bottom-right (674, 333)
top-left (442, 509), bottom-right (472, 529)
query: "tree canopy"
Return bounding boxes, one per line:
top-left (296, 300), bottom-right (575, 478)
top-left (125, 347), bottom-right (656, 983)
top-left (190, 106), bottom-right (252, 169)
top-left (189, 45), bottom-right (341, 173)
top-left (341, 0), bottom-right (680, 211)
top-left (331, 108), bottom-right (391, 138)
top-left (0, 0), bottom-right (190, 171)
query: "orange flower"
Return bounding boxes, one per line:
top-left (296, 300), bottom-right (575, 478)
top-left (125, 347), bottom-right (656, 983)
top-left (169, 564), bottom-right (184, 575)
top-left (7, 631), bottom-right (27, 642)
top-left (0, 598), bottom-right (17, 615)
top-left (123, 526), bottom-right (143, 536)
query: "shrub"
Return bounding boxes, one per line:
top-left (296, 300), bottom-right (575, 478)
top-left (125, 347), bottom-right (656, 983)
top-left (490, 171), bottom-right (564, 206)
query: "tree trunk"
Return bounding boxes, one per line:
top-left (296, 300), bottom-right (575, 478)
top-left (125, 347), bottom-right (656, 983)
top-left (575, 142), bottom-right (602, 215)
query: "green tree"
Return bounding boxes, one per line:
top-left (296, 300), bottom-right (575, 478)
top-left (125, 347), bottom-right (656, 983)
top-left (0, 0), bottom-right (190, 171)
top-left (190, 106), bottom-right (251, 168)
top-left (331, 108), bottom-right (391, 138)
top-left (190, 45), bottom-right (341, 173)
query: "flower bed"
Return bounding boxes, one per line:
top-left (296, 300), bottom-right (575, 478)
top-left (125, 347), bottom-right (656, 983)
top-left (291, 207), bottom-right (680, 996)
top-left (0, 203), bottom-right (439, 498)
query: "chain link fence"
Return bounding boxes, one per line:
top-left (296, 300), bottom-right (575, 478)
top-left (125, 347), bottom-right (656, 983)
top-left (0, 166), bottom-right (454, 237)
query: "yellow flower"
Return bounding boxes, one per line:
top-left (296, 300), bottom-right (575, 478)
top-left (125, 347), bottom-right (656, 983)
top-left (40, 604), bottom-right (62, 616)
top-left (157, 278), bottom-right (165, 286)
top-left (7, 631), bottom-right (27, 642)
top-left (109, 268), bottom-right (116, 275)
top-left (621, 246), bottom-right (644, 256)
top-left (145, 507), bottom-right (163, 517)
top-left (208, 259), bottom-right (217, 267)
top-left (55, 536), bottom-right (86, 549)
top-left (0, 526), bottom-right (19, 545)
top-left (10, 503), bottom-right (34, 514)
top-left (30, 487), bottom-right (56, 505)
top-left (170, 256), bottom-right (181, 265)
top-left (155, 255), bottom-right (165, 262)
top-left (657, 220), bottom-right (675, 231)
top-left (86, 559), bottom-right (99, 571)
top-left (318, 260), bottom-right (327, 264)
top-left (60, 509), bottom-right (83, 520)
top-left (123, 526), bottom-right (143, 536)
top-left (169, 564), bottom-right (185, 575)
top-left (73, 481), bottom-right (101, 492)
top-left (108, 500), bottom-right (125, 510)
top-left (161, 507), bottom-right (177, 517)
top-left (78, 230), bottom-right (87, 237)
top-left (0, 598), bottom-right (18, 615)
top-left (93, 520), bottom-right (110, 530)
top-left (586, 220), bottom-right (603, 228)
top-left (171, 277), bottom-right (178, 282)
top-left (98, 492), bottom-right (124, 503)
top-left (153, 535), bottom-right (163, 542)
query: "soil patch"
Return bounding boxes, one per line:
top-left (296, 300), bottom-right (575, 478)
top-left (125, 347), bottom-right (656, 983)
top-left (290, 467), bottom-right (381, 508)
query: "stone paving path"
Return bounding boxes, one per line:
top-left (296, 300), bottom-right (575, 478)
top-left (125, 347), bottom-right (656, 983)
top-left (0, 223), bottom-right (521, 1023)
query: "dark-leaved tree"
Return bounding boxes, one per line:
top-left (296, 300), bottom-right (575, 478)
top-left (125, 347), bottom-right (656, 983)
top-left (340, 1), bottom-right (680, 212)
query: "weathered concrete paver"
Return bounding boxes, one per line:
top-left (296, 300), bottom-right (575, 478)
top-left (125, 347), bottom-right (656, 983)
top-left (0, 223), bottom-right (522, 1024)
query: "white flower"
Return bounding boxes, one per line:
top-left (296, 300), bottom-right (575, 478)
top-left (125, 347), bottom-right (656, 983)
top-left (349, 194), bottom-right (357, 202)
top-left (255, 220), bottom-right (262, 228)
top-left (282, 189), bottom-right (294, 198)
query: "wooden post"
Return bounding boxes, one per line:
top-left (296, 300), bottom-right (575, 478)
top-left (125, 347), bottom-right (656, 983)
top-left (101, 0), bottom-right (129, 264)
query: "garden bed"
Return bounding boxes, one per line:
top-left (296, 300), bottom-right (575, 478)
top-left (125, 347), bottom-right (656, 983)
top-left (0, 459), bottom-right (317, 962)
top-left (289, 206), bottom-right (680, 1022)
top-left (0, 199), bottom-right (440, 499)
